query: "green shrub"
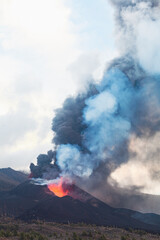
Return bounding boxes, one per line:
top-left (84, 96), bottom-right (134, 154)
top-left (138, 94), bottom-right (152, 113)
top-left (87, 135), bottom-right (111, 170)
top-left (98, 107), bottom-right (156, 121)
top-left (98, 235), bottom-right (106, 240)
top-left (53, 232), bottom-right (58, 238)
top-left (121, 236), bottom-right (128, 240)
top-left (72, 232), bottom-right (78, 240)
top-left (88, 231), bottom-right (92, 237)
top-left (0, 229), bottom-right (5, 237)
top-left (19, 232), bottom-right (25, 240)
top-left (81, 231), bottom-right (93, 237)
top-left (81, 231), bottom-right (88, 236)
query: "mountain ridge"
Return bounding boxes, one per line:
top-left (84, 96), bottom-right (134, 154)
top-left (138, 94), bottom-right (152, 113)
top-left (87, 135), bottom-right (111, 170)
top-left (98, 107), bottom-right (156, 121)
top-left (0, 180), bottom-right (160, 233)
top-left (0, 167), bottom-right (28, 191)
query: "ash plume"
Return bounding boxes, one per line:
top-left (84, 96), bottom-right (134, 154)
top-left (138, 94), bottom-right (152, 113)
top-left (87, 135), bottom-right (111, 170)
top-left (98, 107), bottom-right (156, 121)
top-left (30, 150), bottom-right (60, 179)
top-left (30, 0), bottom-right (160, 212)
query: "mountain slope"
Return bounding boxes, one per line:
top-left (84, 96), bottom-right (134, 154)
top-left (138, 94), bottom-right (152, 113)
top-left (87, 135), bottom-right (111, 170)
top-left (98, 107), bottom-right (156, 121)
top-left (0, 180), bottom-right (160, 232)
top-left (0, 168), bottom-right (27, 191)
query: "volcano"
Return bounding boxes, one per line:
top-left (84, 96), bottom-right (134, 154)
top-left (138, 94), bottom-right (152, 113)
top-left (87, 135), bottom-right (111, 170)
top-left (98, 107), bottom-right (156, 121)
top-left (0, 180), bottom-right (160, 232)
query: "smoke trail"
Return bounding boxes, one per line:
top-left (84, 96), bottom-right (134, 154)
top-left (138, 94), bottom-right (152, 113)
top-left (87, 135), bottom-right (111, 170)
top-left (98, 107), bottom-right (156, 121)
top-left (30, 0), bottom-right (160, 211)
top-left (53, 0), bottom-right (160, 190)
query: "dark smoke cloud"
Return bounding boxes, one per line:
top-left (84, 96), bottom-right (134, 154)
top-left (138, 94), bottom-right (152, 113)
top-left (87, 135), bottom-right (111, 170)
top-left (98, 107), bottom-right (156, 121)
top-left (30, 0), bottom-right (160, 213)
top-left (30, 85), bottom-right (98, 177)
top-left (30, 150), bottom-right (60, 179)
top-left (52, 84), bottom-right (98, 147)
top-left (108, 56), bottom-right (146, 83)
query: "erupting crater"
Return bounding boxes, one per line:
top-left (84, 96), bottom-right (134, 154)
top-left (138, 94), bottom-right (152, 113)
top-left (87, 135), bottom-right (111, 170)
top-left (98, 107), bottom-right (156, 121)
top-left (48, 177), bottom-right (69, 197)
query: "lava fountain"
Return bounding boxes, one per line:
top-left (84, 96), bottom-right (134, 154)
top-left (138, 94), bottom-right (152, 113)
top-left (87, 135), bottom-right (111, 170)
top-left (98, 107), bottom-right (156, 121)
top-left (48, 177), bottom-right (69, 197)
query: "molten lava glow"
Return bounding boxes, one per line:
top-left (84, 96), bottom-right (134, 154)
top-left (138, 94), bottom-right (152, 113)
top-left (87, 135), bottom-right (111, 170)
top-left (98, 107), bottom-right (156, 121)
top-left (48, 178), bottom-right (69, 197)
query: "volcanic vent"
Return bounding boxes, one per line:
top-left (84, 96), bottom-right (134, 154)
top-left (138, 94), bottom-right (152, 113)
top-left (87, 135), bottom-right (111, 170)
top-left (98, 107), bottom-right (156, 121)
top-left (48, 177), bottom-right (69, 198)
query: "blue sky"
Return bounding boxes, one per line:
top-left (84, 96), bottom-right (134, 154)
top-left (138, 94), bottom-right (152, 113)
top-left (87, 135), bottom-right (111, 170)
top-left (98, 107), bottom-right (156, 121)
top-left (68, 0), bottom-right (115, 51)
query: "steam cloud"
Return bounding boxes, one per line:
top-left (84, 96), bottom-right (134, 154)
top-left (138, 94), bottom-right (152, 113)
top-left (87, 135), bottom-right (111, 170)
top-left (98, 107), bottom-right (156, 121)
top-left (30, 0), bottom-right (160, 212)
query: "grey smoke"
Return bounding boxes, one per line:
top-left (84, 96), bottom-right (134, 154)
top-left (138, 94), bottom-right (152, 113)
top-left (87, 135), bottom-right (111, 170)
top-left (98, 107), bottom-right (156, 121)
top-left (30, 0), bottom-right (160, 213)
top-left (30, 150), bottom-right (59, 179)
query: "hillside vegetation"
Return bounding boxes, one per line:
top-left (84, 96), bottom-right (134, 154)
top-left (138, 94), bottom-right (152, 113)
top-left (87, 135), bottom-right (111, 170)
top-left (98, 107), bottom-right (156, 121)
top-left (0, 218), bottom-right (160, 240)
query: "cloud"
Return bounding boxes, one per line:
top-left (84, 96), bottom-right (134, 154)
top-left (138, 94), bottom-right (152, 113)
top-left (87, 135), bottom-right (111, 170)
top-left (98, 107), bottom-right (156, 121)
top-left (110, 132), bottom-right (160, 195)
top-left (109, 0), bottom-right (160, 74)
top-left (0, 0), bottom-right (115, 170)
top-left (0, 0), bottom-right (78, 170)
top-left (0, 107), bottom-right (36, 146)
top-left (137, 19), bottom-right (160, 74)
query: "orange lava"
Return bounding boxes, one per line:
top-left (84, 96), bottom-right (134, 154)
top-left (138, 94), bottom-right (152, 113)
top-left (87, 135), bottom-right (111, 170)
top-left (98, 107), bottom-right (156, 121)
top-left (48, 177), bottom-right (69, 197)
